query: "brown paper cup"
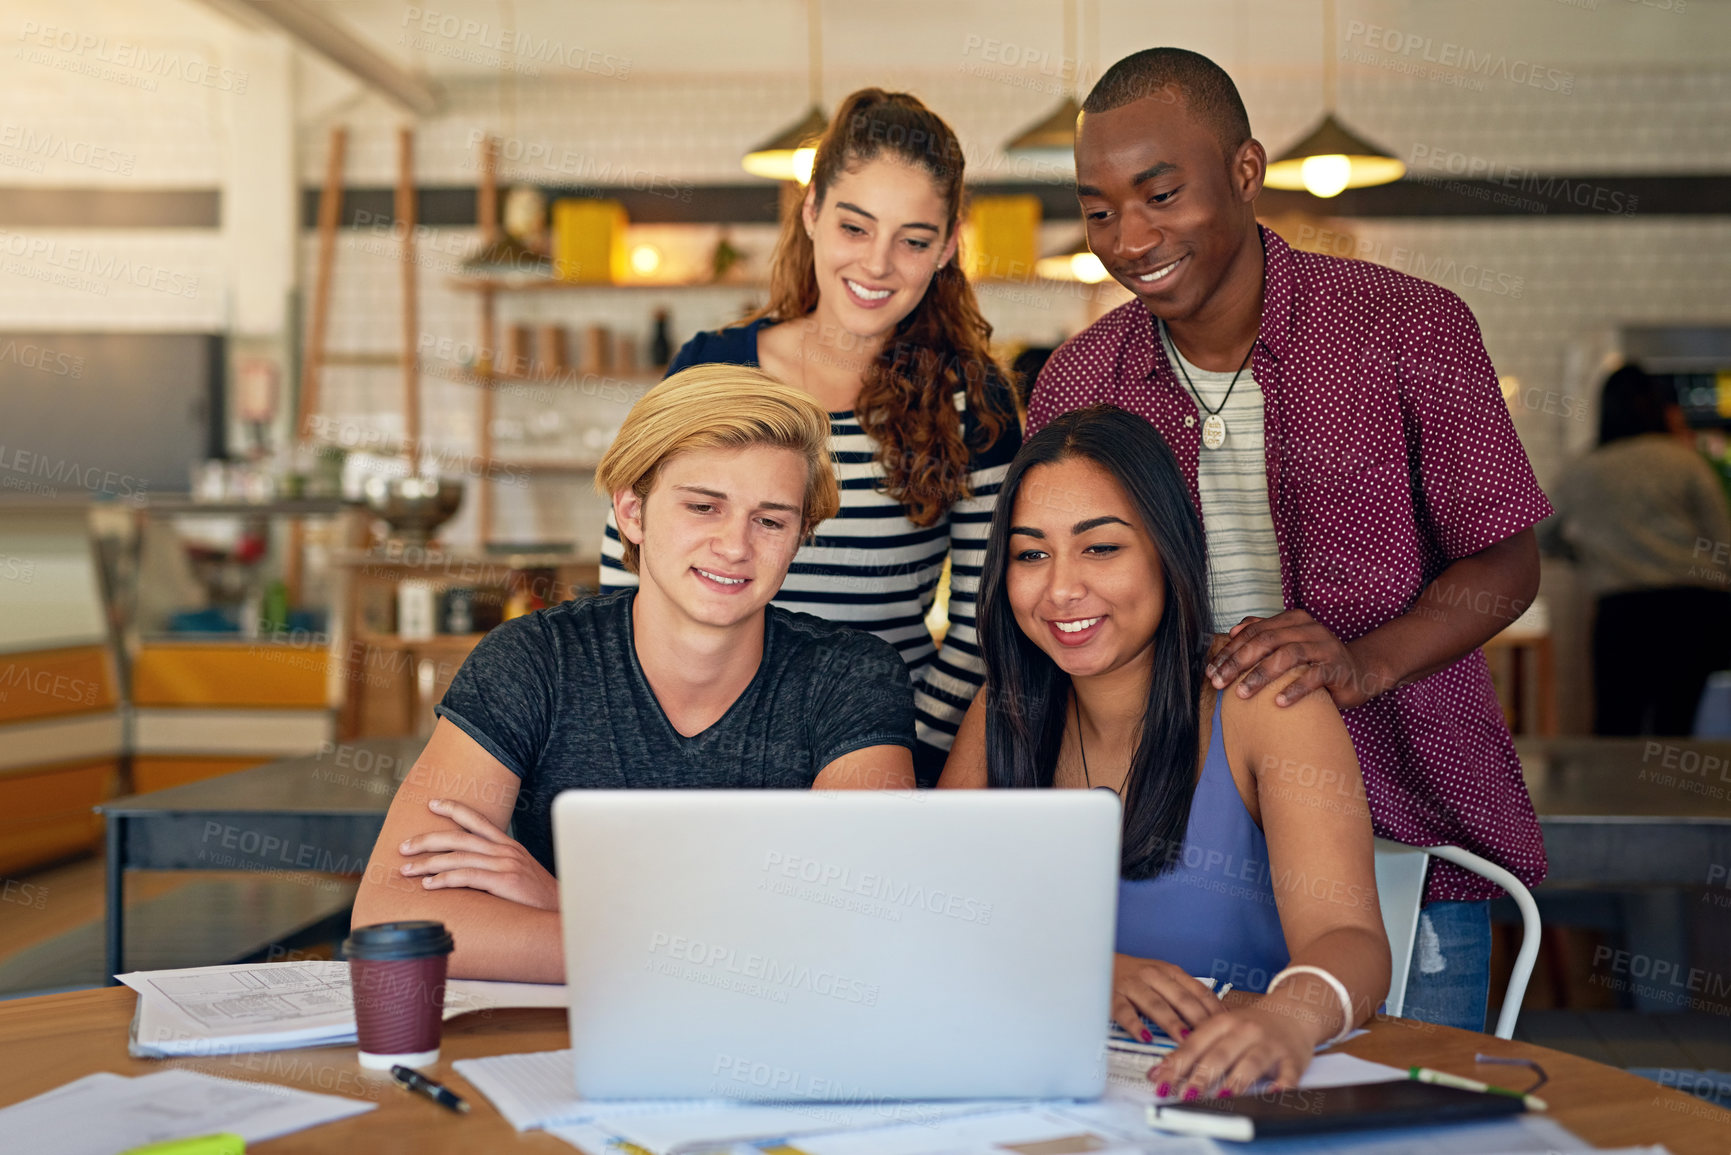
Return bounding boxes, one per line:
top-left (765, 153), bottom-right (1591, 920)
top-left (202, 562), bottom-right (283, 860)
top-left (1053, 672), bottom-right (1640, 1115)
top-left (343, 921), bottom-right (454, 1070)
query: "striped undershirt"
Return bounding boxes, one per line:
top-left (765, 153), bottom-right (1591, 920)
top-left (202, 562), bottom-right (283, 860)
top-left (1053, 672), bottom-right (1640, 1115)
top-left (601, 393), bottom-right (1018, 769)
top-left (1160, 320), bottom-right (1285, 632)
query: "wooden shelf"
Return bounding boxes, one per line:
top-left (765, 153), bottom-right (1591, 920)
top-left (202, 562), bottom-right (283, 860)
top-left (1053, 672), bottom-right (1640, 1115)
top-left (332, 548), bottom-right (591, 570)
top-left (354, 630), bottom-right (489, 650)
top-left (450, 275), bottom-right (766, 293)
top-left (489, 458), bottom-right (599, 476)
top-left (465, 367), bottom-right (663, 388)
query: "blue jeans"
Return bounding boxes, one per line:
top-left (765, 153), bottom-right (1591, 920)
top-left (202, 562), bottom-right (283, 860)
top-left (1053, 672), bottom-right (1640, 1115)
top-left (1400, 900), bottom-right (1491, 1032)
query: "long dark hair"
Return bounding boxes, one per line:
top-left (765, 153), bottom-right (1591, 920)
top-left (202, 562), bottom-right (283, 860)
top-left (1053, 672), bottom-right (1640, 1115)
top-left (1597, 362), bottom-right (1675, 447)
top-left (747, 87), bottom-right (1012, 527)
top-left (979, 405), bottom-right (1212, 879)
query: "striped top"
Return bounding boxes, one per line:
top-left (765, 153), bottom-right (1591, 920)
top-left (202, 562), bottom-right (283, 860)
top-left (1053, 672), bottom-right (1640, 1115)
top-left (600, 318), bottom-right (1022, 783)
top-left (1159, 320), bottom-right (1285, 633)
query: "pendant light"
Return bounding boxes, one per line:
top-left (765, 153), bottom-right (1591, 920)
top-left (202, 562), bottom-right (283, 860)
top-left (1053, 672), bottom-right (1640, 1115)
top-left (1035, 232), bottom-right (1109, 284)
top-left (1264, 0), bottom-right (1404, 197)
top-left (742, 0), bottom-right (826, 184)
top-left (1002, 0), bottom-right (1086, 172)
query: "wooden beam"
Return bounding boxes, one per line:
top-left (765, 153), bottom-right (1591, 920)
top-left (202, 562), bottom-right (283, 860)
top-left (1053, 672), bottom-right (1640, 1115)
top-left (189, 0), bottom-right (438, 116)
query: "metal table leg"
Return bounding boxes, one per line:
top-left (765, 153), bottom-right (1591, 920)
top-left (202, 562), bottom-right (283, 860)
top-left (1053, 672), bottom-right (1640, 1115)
top-left (105, 812), bottom-right (125, 983)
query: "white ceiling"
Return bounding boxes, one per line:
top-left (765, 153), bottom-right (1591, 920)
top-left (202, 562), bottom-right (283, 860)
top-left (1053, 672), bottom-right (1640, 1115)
top-left (302, 0), bottom-right (1731, 80)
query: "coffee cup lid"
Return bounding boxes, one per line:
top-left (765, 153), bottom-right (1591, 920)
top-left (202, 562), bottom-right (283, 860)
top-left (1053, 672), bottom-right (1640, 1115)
top-left (342, 920), bottom-right (455, 961)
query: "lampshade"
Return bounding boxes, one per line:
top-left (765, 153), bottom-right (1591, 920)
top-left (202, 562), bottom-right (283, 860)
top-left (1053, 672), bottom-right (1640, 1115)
top-left (1003, 94), bottom-right (1083, 165)
top-left (1263, 112), bottom-right (1405, 198)
top-left (742, 104), bottom-right (829, 184)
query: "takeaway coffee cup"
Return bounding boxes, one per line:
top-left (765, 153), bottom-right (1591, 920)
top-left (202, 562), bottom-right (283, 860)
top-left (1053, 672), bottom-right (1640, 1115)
top-left (343, 920), bottom-right (455, 1070)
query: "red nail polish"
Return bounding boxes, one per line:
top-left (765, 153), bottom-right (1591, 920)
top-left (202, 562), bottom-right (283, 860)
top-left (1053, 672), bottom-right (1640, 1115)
top-left (1156, 1082), bottom-right (1171, 1097)
top-left (1180, 1028), bottom-right (1190, 1038)
top-left (1141, 1029), bottom-right (1153, 1043)
top-left (1217, 1088), bottom-right (1233, 1099)
top-left (1183, 1087), bottom-right (1200, 1102)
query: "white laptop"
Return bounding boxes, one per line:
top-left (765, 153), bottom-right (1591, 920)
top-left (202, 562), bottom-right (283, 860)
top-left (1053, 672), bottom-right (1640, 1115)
top-left (551, 789), bottom-right (1121, 1101)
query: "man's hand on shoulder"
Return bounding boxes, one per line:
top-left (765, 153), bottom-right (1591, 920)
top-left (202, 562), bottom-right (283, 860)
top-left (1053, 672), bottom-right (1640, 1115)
top-left (397, 797), bottom-right (559, 910)
top-left (1206, 610), bottom-right (1393, 710)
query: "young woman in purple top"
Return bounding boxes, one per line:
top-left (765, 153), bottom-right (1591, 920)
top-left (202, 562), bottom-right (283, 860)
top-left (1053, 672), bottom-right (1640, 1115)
top-left (940, 406), bottom-right (1389, 1099)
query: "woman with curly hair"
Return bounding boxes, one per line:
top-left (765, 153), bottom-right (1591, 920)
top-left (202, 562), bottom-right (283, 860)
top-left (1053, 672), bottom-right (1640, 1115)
top-left (601, 88), bottom-right (1020, 783)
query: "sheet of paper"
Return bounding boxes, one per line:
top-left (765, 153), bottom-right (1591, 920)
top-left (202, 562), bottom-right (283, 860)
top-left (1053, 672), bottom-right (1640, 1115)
top-left (764, 1104), bottom-right (1216, 1155)
top-left (0, 1068), bottom-right (373, 1155)
top-left (119, 960), bottom-right (566, 1057)
top-left (451, 1048), bottom-right (726, 1131)
top-left (1096, 1048), bottom-right (1404, 1107)
top-left (601, 1100), bottom-right (1042, 1155)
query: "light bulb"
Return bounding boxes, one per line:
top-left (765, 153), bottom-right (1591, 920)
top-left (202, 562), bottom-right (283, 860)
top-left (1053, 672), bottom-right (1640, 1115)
top-left (1070, 252), bottom-right (1108, 283)
top-left (1300, 154), bottom-right (1353, 198)
top-left (791, 147), bottom-right (817, 186)
top-left (629, 244), bottom-right (662, 276)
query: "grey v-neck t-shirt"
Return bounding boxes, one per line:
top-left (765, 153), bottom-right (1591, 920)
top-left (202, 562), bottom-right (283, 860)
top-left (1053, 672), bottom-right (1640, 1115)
top-left (435, 588), bottom-right (915, 874)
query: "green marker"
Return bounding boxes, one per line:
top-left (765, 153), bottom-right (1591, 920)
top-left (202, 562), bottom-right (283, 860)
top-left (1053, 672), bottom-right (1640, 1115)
top-left (1408, 1065), bottom-right (1548, 1111)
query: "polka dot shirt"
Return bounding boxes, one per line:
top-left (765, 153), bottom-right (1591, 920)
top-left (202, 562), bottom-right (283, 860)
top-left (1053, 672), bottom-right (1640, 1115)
top-left (1028, 225), bottom-right (1554, 904)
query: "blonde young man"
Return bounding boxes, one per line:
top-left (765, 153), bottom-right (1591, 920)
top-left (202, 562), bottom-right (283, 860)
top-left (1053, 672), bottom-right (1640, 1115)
top-left (352, 365), bottom-right (918, 981)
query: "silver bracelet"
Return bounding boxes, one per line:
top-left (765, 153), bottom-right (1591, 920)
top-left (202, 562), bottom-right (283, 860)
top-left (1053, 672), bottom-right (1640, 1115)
top-left (1266, 964), bottom-right (1355, 1047)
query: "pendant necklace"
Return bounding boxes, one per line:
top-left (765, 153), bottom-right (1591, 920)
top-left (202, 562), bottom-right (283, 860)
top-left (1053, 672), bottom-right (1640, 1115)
top-left (1074, 696), bottom-right (1116, 795)
top-left (1165, 321), bottom-right (1254, 451)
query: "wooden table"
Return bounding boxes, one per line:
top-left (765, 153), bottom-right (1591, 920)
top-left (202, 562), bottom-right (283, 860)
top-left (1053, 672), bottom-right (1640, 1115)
top-left (2, 988), bottom-right (1726, 1153)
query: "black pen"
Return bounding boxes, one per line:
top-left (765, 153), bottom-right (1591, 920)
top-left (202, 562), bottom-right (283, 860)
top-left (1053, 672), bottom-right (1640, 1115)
top-left (390, 1064), bottom-right (470, 1113)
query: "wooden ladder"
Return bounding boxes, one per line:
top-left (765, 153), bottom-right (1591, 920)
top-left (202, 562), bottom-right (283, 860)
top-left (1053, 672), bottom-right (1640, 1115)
top-left (297, 125), bottom-right (422, 467)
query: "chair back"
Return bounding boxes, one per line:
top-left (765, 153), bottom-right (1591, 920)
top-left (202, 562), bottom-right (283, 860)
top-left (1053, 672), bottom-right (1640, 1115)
top-left (1372, 838), bottom-right (1431, 1020)
top-left (1371, 839), bottom-right (1542, 1039)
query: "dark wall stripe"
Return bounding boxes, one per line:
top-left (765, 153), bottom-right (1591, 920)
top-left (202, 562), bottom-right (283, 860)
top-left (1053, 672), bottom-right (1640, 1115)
top-left (1259, 174), bottom-right (1727, 217)
top-left (302, 174), bottom-right (1731, 228)
top-left (0, 188), bottom-right (219, 227)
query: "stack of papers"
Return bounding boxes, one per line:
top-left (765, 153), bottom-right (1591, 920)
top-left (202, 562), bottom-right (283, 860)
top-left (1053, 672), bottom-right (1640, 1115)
top-left (0, 1069), bottom-right (374, 1155)
top-left (118, 960), bottom-right (566, 1057)
top-left (453, 1047), bottom-right (1419, 1155)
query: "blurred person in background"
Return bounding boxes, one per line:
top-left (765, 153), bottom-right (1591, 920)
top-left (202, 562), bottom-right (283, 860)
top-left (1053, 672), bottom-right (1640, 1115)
top-left (1541, 364), bottom-right (1731, 735)
top-left (600, 88), bottom-right (1020, 785)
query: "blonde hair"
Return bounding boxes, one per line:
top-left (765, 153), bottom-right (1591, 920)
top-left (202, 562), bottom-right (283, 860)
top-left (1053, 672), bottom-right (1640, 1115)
top-left (596, 364), bottom-right (840, 574)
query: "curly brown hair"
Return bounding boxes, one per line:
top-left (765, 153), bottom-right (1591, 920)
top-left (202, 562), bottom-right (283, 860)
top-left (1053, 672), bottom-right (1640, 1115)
top-left (744, 88), bottom-right (1014, 527)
